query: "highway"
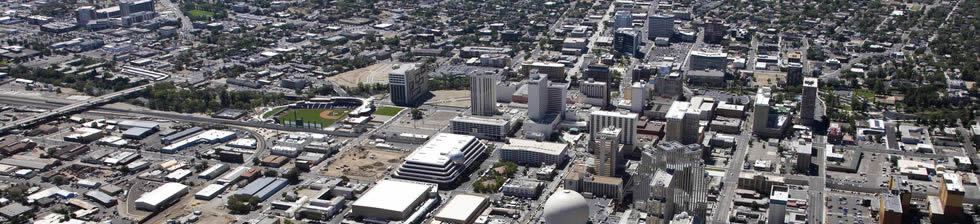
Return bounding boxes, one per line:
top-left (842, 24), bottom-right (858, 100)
top-left (0, 82), bottom-right (153, 134)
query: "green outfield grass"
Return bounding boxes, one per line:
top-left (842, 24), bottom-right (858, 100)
top-left (277, 109), bottom-right (348, 126)
top-left (262, 106), bottom-right (287, 119)
top-left (372, 106), bottom-right (404, 116)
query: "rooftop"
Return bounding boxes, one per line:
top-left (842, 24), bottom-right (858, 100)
top-left (434, 194), bottom-right (489, 222)
top-left (405, 133), bottom-right (477, 166)
top-left (502, 139), bottom-right (568, 156)
top-left (351, 179), bottom-right (432, 213)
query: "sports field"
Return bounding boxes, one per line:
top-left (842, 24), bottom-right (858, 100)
top-left (277, 109), bottom-right (348, 127)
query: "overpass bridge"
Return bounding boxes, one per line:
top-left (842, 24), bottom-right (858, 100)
top-left (0, 82), bottom-right (154, 134)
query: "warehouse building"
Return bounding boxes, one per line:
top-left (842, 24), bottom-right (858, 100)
top-left (217, 166), bottom-right (251, 184)
top-left (84, 190), bottom-right (116, 206)
top-left (135, 183), bottom-right (188, 211)
top-left (433, 194), bottom-right (490, 224)
top-left (195, 184), bottom-right (228, 200)
top-left (351, 179), bottom-right (437, 221)
top-left (198, 163), bottom-right (229, 180)
top-left (234, 177), bottom-right (288, 201)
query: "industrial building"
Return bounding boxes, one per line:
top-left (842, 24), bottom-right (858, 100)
top-left (195, 183), bottom-right (228, 200)
top-left (234, 177), bottom-right (288, 201)
top-left (433, 194), bottom-right (490, 224)
top-left (394, 133), bottom-right (487, 186)
top-left (135, 182), bottom-right (188, 211)
top-left (198, 163), bottom-right (229, 180)
top-left (350, 179), bottom-right (437, 221)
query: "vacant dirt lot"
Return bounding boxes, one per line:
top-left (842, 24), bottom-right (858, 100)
top-left (323, 145), bottom-right (408, 181)
top-left (426, 90), bottom-right (471, 107)
top-left (327, 63), bottom-right (394, 87)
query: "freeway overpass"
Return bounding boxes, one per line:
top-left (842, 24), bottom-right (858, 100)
top-left (0, 82), bottom-right (154, 134)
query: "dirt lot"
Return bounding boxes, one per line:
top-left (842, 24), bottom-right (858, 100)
top-left (426, 90), bottom-right (471, 107)
top-left (322, 145), bottom-right (408, 181)
top-left (752, 71), bottom-right (786, 87)
top-left (327, 63), bottom-right (394, 87)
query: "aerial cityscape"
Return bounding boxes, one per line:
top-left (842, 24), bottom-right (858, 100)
top-left (0, 0), bottom-right (977, 223)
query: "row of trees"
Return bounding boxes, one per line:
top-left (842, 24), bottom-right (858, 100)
top-left (6, 65), bottom-right (146, 96)
top-left (131, 83), bottom-right (289, 114)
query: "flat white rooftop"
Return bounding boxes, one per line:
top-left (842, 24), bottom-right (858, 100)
top-left (405, 133), bottom-right (476, 166)
top-left (351, 180), bottom-right (432, 214)
top-left (590, 110), bottom-right (639, 119)
top-left (666, 101), bottom-right (691, 119)
top-left (435, 194), bottom-right (488, 222)
top-left (502, 139), bottom-right (568, 155)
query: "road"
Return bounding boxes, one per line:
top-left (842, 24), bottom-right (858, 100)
top-left (711, 110), bottom-right (753, 223)
top-left (0, 82), bottom-right (153, 134)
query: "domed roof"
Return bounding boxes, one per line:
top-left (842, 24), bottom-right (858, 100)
top-left (543, 190), bottom-right (589, 224)
top-left (447, 150), bottom-right (465, 164)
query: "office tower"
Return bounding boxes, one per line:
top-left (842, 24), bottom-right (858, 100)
top-left (635, 141), bottom-right (707, 222)
top-left (753, 87), bottom-right (772, 135)
top-left (703, 18), bottom-right (725, 44)
top-left (589, 111), bottom-right (638, 147)
top-left (654, 72), bottom-right (684, 98)
top-left (470, 72), bottom-right (497, 116)
top-left (801, 77), bottom-right (818, 125)
top-left (768, 185), bottom-right (789, 224)
top-left (630, 81), bottom-right (647, 113)
top-left (120, 0), bottom-right (154, 17)
top-left (932, 173), bottom-right (965, 218)
top-left (593, 127), bottom-right (622, 177)
top-left (794, 140), bottom-right (813, 173)
top-left (688, 50), bottom-right (728, 71)
top-left (527, 73), bottom-right (566, 121)
top-left (648, 13), bottom-right (674, 40)
top-left (614, 11), bottom-right (632, 29)
top-left (393, 133), bottom-right (487, 186)
top-left (524, 73), bottom-right (568, 140)
top-left (786, 63), bottom-right (804, 86)
top-left (389, 63), bottom-right (427, 106)
top-left (582, 63), bottom-right (611, 83)
top-left (581, 78), bottom-right (609, 108)
top-left (76, 6), bottom-right (95, 25)
top-left (665, 101), bottom-right (700, 144)
top-left (614, 28), bottom-right (642, 56)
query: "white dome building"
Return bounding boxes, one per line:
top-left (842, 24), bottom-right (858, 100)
top-left (543, 190), bottom-right (589, 224)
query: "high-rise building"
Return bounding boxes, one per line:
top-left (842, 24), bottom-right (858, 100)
top-left (688, 50), bottom-right (728, 71)
top-left (665, 101), bottom-right (700, 144)
top-left (589, 111), bottom-right (638, 147)
top-left (879, 193), bottom-right (903, 224)
top-left (614, 28), bottom-right (642, 56)
top-left (648, 13), bottom-right (674, 40)
top-left (634, 141), bottom-right (708, 222)
top-left (593, 127), bottom-right (622, 177)
top-left (631, 81), bottom-right (648, 113)
top-left (119, 0), bottom-right (154, 17)
top-left (76, 6), bottom-right (95, 25)
top-left (793, 139), bottom-right (813, 173)
top-left (753, 87), bottom-right (772, 135)
top-left (450, 116), bottom-right (510, 141)
top-left (801, 77), bottom-right (818, 125)
top-left (614, 11), bottom-right (632, 29)
top-left (524, 73), bottom-right (568, 140)
top-left (527, 73), bottom-right (566, 121)
top-left (929, 173), bottom-right (965, 219)
top-left (786, 63), bottom-right (804, 86)
top-left (768, 185), bottom-right (789, 224)
top-left (702, 18), bottom-right (725, 44)
top-left (654, 72), bottom-right (684, 98)
top-left (581, 79), bottom-right (609, 108)
top-left (389, 63), bottom-right (427, 106)
top-left (470, 72), bottom-right (497, 116)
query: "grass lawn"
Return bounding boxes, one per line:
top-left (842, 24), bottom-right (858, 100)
top-left (186, 9), bottom-right (215, 19)
top-left (372, 106), bottom-right (404, 116)
top-left (705, 167), bottom-right (725, 172)
top-left (853, 89), bottom-right (876, 100)
top-left (278, 109), bottom-right (348, 126)
top-left (262, 106), bottom-right (287, 119)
